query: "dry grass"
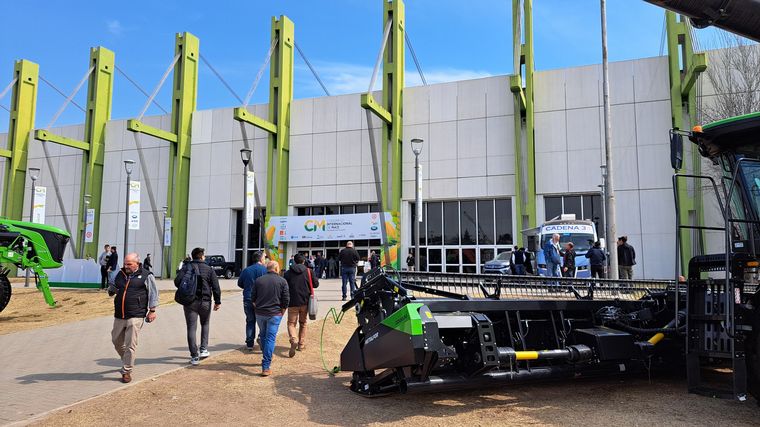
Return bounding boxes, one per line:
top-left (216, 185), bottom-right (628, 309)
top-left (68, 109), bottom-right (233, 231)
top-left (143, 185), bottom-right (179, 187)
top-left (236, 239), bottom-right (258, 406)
top-left (32, 315), bottom-right (760, 427)
top-left (0, 288), bottom-right (236, 335)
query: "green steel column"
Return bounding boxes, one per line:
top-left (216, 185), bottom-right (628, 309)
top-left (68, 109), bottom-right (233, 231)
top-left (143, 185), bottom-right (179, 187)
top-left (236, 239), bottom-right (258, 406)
top-left (666, 11), bottom-right (707, 272)
top-left (383, 0), bottom-right (404, 213)
top-left (269, 16), bottom-right (294, 218)
top-left (168, 32), bottom-right (199, 275)
top-left (1, 60), bottom-right (38, 220)
top-left (510, 0), bottom-right (536, 246)
top-left (80, 47), bottom-right (114, 258)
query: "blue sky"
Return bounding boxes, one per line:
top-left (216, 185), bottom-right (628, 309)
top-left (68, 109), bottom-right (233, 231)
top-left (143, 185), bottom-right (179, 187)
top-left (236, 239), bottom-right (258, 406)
top-left (0, 0), bottom-right (718, 127)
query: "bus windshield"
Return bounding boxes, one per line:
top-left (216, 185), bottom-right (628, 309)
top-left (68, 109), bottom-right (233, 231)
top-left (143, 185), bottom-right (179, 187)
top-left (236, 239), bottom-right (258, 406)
top-left (542, 233), bottom-right (596, 253)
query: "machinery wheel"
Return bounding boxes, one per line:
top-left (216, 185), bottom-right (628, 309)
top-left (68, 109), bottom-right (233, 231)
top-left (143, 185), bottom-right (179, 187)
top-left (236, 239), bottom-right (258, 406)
top-left (224, 269), bottom-right (234, 280)
top-left (0, 273), bottom-right (11, 313)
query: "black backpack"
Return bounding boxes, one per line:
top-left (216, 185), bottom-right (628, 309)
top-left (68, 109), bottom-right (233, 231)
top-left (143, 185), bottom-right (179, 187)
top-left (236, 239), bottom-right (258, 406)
top-left (174, 263), bottom-right (199, 306)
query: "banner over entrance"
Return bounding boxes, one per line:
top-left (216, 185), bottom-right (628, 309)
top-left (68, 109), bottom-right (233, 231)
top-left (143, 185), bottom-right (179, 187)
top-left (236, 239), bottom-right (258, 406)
top-left (267, 212), bottom-right (397, 243)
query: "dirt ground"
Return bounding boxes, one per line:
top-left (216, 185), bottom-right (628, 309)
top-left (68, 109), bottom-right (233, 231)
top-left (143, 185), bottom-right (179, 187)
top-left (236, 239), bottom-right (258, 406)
top-left (32, 315), bottom-right (760, 427)
top-left (0, 288), bottom-right (236, 335)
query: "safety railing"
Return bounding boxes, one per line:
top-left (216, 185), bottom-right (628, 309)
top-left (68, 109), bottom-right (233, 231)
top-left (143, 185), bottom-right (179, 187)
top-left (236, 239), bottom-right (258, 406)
top-left (396, 271), bottom-right (677, 301)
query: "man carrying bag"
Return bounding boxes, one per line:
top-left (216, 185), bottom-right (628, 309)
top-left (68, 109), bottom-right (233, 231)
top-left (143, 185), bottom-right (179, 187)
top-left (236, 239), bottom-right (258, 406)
top-left (284, 253), bottom-right (319, 358)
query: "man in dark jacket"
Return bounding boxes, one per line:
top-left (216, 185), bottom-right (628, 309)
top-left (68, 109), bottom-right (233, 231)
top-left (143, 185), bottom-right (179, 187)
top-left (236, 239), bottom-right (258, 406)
top-left (284, 254), bottom-right (319, 357)
top-left (143, 254), bottom-right (152, 272)
top-left (107, 246), bottom-right (119, 283)
top-left (585, 241), bottom-right (606, 279)
top-left (252, 261), bottom-right (289, 376)
top-left (562, 242), bottom-right (576, 278)
top-left (108, 252), bottom-right (158, 383)
top-left (314, 252), bottom-right (324, 279)
top-left (338, 241), bottom-right (360, 301)
top-left (174, 247), bottom-right (221, 365)
top-left (513, 246), bottom-right (526, 275)
top-left (237, 251), bottom-right (267, 350)
top-left (617, 236), bottom-right (636, 279)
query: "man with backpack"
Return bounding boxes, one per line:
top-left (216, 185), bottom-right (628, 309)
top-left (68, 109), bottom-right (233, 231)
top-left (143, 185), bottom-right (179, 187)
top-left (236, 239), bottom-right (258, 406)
top-left (174, 247), bottom-right (222, 365)
top-left (284, 253), bottom-right (319, 357)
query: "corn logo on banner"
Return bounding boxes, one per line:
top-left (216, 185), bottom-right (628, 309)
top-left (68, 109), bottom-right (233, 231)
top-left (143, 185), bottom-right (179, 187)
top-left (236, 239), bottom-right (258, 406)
top-left (84, 208), bottom-right (95, 242)
top-left (128, 181), bottom-right (140, 230)
top-left (32, 186), bottom-right (46, 224)
top-left (264, 212), bottom-right (401, 269)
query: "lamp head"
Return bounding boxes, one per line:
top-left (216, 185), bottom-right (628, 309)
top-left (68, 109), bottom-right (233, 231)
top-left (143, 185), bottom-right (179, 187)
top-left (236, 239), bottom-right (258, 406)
top-left (28, 167), bottom-right (41, 181)
top-left (240, 148), bottom-right (252, 166)
top-left (124, 159), bottom-right (135, 174)
top-left (411, 138), bottom-right (423, 156)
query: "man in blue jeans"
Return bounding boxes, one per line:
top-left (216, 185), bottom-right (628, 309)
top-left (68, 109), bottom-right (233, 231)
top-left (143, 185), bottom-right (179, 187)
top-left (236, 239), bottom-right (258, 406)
top-left (338, 241), bottom-right (360, 301)
top-left (237, 251), bottom-right (267, 351)
top-left (251, 261), bottom-right (289, 376)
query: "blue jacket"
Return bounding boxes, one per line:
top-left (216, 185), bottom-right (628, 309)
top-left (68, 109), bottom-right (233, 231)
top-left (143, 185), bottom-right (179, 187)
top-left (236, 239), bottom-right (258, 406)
top-left (542, 241), bottom-right (561, 265)
top-left (238, 263), bottom-right (267, 301)
top-left (585, 247), bottom-right (606, 266)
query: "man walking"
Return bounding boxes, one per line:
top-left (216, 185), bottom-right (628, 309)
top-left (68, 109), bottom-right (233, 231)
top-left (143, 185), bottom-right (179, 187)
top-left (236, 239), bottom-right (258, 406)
top-left (108, 252), bottom-right (158, 383)
top-left (617, 236), bottom-right (636, 280)
top-left (107, 246), bottom-right (119, 284)
top-left (339, 241), bottom-right (360, 301)
top-left (562, 242), bottom-right (576, 278)
top-left (237, 251), bottom-right (267, 350)
top-left (314, 252), bottom-right (324, 279)
top-left (513, 247), bottom-right (526, 275)
top-left (252, 261), bottom-right (289, 376)
top-left (542, 234), bottom-right (562, 277)
top-left (586, 241), bottom-right (607, 279)
top-left (284, 253), bottom-right (319, 357)
top-left (174, 247), bottom-right (222, 365)
top-left (98, 244), bottom-right (110, 289)
top-left (143, 254), bottom-right (152, 273)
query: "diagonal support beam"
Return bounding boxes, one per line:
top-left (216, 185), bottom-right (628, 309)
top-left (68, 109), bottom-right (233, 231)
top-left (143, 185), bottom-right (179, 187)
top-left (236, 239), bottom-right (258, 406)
top-left (126, 119), bottom-right (178, 143)
top-left (360, 93), bottom-right (392, 124)
top-left (233, 107), bottom-right (277, 135)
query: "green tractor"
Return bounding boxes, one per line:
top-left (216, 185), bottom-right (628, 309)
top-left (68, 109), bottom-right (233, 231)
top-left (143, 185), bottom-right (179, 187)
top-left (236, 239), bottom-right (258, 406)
top-left (0, 218), bottom-right (70, 313)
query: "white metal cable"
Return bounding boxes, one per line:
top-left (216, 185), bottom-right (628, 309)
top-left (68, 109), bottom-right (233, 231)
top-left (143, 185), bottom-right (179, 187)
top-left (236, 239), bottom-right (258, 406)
top-left (115, 65), bottom-right (169, 114)
top-left (39, 76), bottom-right (86, 113)
top-left (405, 31), bottom-right (427, 86)
top-left (243, 37), bottom-right (278, 107)
top-left (0, 104), bottom-right (9, 113)
top-left (137, 54), bottom-right (180, 120)
top-left (0, 78), bottom-right (16, 101)
top-left (294, 42), bottom-right (331, 96)
top-left (200, 54), bottom-right (245, 104)
top-left (43, 67), bottom-right (94, 131)
top-left (368, 19), bottom-right (393, 94)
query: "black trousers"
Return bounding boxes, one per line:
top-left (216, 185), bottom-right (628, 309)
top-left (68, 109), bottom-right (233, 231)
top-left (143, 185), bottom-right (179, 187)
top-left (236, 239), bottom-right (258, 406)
top-left (100, 266), bottom-right (109, 289)
top-left (184, 299), bottom-right (212, 357)
top-left (562, 267), bottom-right (576, 278)
top-left (591, 265), bottom-right (605, 279)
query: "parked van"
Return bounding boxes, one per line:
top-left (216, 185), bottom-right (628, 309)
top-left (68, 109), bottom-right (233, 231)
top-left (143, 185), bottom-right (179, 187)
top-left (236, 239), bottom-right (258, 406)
top-left (524, 214), bottom-right (599, 278)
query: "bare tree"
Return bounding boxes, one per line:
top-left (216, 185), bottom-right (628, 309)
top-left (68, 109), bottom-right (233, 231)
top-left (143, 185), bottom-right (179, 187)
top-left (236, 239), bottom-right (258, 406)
top-left (700, 32), bottom-right (760, 123)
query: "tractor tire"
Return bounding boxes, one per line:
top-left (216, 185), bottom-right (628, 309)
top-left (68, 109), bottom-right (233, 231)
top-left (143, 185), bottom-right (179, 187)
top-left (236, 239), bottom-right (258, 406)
top-left (0, 273), bottom-right (11, 313)
top-left (224, 269), bottom-right (234, 280)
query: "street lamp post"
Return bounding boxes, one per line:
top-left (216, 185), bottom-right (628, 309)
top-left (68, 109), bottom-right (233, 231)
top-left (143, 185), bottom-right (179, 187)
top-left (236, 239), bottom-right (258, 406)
top-left (123, 160), bottom-right (135, 255)
top-left (26, 167), bottom-right (40, 287)
top-left (162, 205), bottom-right (169, 278)
top-left (600, 0), bottom-right (618, 279)
top-left (240, 148), bottom-right (252, 270)
top-left (411, 138), bottom-right (423, 272)
top-left (80, 194), bottom-right (91, 259)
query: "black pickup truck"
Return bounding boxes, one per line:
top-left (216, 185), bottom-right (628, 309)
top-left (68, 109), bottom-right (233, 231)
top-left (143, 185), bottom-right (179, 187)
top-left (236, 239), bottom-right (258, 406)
top-left (206, 255), bottom-right (237, 279)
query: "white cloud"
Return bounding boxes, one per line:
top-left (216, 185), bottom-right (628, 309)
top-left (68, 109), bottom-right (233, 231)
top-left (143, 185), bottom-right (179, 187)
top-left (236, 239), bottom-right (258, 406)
top-left (107, 20), bottom-right (123, 36)
top-left (296, 61), bottom-right (493, 96)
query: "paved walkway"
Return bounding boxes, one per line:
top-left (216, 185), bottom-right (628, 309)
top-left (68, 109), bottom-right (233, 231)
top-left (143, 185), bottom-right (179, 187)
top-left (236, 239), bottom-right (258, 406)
top-left (0, 276), bottom-right (352, 426)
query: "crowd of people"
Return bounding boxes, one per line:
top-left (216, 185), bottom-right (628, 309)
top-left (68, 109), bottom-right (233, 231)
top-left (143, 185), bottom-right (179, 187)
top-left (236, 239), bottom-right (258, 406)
top-left (541, 234), bottom-right (636, 279)
top-left (106, 242), bottom-right (361, 383)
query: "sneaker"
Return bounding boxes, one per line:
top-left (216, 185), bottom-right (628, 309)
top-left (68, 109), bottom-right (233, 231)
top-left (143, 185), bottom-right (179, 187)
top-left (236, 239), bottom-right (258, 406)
top-left (297, 344), bottom-right (305, 352)
top-left (246, 345), bottom-right (254, 351)
top-left (190, 357), bottom-right (200, 366)
top-left (199, 348), bottom-right (210, 359)
top-left (342, 296), bottom-right (347, 301)
top-left (289, 341), bottom-right (298, 358)
top-left (256, 337), bottom-right (261, 348)
top-left (120, 372), bottom-right (132, 383)
top-left (261, 369), bottom-right (271, 377)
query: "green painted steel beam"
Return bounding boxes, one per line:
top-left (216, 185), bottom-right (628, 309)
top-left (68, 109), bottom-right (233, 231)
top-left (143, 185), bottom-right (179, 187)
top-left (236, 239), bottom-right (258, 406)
top-left (80, 47), bottom-right (114, 259)
top-left (666, 11), bottom-right (707, 273)
top-left (2, 60), bottom-right (38, 221)
top-left (268, 16), bottom-right (294, 219)
top-left (34, 130), bottom-right (90, 151)
top-left (127, 119), bottom-right (179, 143)
top-left (360, 93), bottom-right (392, 124)
top-left (127, 33), bottom-right (198, 278)
top-left (232, 107), bottom-right (277, 135)
top-left (511, 0), bottom-right (536, 246)
top-left (0, 149), bottom-right (12, 159)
